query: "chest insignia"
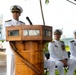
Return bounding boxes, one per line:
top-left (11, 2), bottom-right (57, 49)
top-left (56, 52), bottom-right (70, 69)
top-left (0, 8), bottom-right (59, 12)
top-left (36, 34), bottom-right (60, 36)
top-left (55, 45), bottom-right (58, 47)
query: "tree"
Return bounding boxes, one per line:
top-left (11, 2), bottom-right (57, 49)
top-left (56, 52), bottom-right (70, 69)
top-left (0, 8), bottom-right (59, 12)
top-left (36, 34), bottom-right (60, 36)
top-left (67, 0), bottom-right (76, 5)
top-left (45, 0), bottom-right (49, 4)
top-left (39, 0), bottom-right (49, 52)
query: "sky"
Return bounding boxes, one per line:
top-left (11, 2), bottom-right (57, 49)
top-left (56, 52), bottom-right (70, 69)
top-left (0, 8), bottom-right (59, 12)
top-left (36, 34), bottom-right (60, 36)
top-left (0, 0), bottom-right (76, 38)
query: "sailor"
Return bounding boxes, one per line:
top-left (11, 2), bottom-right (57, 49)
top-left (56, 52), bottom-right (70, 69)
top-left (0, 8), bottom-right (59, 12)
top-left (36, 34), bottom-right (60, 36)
top-left (2, 5), bottom-right (25, 75)
top-left (69, 30), bottom-right (76, 61)
top-left (48, 29), bottom-right (76, 75)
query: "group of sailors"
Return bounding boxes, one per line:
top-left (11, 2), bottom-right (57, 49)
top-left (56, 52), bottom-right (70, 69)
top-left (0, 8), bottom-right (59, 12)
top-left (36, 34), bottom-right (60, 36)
top-left (44, 29), bottom-right (76, 75)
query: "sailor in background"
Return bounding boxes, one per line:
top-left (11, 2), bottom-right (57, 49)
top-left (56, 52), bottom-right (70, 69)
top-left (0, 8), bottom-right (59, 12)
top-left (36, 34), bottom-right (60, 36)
top-left (69, 30), bottom-right (76, 61)
top-left (48, 29), bottom-right (76, 75)
top-left (2, 5), bottom-right (25, 75)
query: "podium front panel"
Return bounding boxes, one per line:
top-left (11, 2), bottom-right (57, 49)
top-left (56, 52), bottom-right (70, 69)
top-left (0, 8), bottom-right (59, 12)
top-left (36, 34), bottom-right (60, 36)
top-left (6, 25), bottom-right (52, 41)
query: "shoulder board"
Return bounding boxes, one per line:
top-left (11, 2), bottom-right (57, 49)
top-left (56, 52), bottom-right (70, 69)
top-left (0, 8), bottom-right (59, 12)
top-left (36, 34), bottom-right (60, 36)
top-left (51, 41), bottom-right (55, 43)
top-left (60, 41), bottom-right (65, 45)
top-left (19, 21), bottom-right (25, 23)
top-left (70, 40), bottom-right (74, 42)
top-left (5, 20), bottom-right (11, 22)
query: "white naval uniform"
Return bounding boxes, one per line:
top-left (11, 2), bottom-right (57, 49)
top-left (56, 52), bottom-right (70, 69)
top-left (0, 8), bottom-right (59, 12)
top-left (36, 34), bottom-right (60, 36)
top-left (2, 19), bottom-right (25, 75)
top-left (69, 39), bottom-right (76, 60)
top-left (44, 56), bottom-right (55, 75)
top-left (48, 40), bottom-right (76, 75)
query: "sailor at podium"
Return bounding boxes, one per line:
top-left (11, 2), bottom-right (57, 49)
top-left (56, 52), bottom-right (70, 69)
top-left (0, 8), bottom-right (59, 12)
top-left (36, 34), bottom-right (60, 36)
top-left (2, 5), bottom-right (25, 75)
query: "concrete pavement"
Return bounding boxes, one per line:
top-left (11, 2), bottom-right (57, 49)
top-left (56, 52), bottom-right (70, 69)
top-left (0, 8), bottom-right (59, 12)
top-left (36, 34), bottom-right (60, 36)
top-left (0, 52), bottom-right (6, 75)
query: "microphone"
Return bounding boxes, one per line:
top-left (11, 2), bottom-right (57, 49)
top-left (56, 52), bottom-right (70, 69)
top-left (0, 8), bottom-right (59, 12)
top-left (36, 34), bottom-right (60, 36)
top-left (26, 17), bottom-right (33, 25)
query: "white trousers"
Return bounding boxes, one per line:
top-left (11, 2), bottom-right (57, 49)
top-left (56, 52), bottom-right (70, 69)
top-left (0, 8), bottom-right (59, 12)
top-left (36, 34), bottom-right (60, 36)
top-left (55, 59), bottom-right (76, 75)
top-left (7, 55), bottom-right (14, 75)
top-left (44, 59), bottom-right (55, 75)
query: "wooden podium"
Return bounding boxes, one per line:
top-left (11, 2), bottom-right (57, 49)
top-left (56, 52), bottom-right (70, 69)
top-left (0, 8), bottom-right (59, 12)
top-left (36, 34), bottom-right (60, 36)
top-left (6, 25), bottom-right (52, 75)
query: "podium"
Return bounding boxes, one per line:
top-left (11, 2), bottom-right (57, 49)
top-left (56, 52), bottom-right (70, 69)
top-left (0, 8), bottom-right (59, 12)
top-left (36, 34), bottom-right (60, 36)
top-left (6, 25), bottom-right (52, 75)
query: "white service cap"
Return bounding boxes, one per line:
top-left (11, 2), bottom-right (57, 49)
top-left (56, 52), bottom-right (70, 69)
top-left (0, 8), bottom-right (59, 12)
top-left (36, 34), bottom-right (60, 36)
top-left (54, 29), bottom-right (63, 35)
top-left (10, 5), bottom-right (23, 13)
